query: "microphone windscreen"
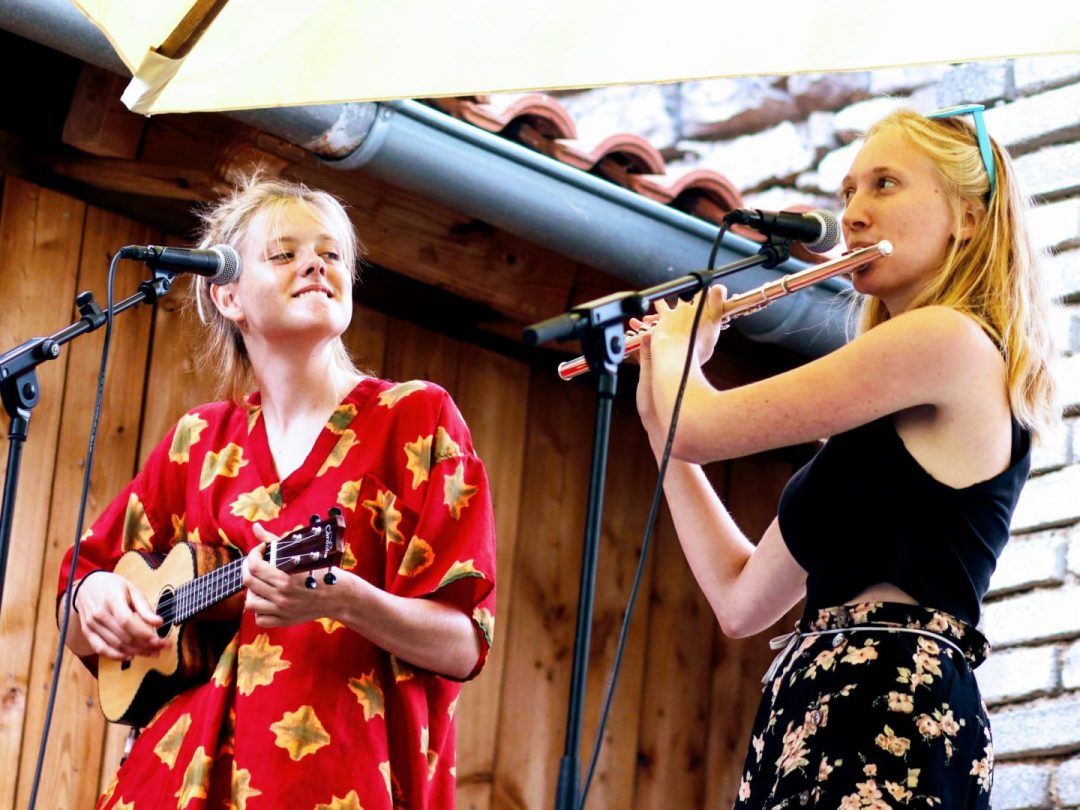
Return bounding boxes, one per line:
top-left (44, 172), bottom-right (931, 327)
top-left (805, 209), bottom-right (841, 254)
top-left (210, 245), bottom-right (242, 285)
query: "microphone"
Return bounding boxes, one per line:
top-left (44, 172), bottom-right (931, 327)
top-left (723, 208), bottom-right (841, 254)
top-left (119, 244), bottom-right (242, 285)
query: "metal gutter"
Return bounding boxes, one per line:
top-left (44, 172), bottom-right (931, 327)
top-left (1, 0), bottom-right (852, 354)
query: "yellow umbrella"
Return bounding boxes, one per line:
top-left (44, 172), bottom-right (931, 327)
top-left (73, 0), bottom-right (1080, 116)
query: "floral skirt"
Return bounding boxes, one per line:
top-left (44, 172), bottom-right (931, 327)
top-left (734, 602), bottom-right (994, 809)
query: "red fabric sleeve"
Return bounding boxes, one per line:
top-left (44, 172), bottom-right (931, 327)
top-left (378, 389), bottom-right (496, 680)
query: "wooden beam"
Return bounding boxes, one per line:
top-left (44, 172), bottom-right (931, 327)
top-left (50, 156), bottom-right (225, 201)
top-left (62, 65), bottom-right (146, 159)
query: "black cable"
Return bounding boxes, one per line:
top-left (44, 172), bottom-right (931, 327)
top-left (29, 252), bottom-right (122, 810)
top-left (578, 229), bottom-right (726, 808)
top-left (707, 222), bottom-right (731, 275)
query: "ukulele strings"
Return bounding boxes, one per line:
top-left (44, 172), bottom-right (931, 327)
top-left (158, 531), bottom-right (331, 624)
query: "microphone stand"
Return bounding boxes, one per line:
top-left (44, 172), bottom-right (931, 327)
top-left (524, 238), bottom-right (791, 810)
top-left (0, 267), bottom-right (180, 613)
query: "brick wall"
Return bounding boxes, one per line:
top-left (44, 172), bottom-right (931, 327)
top-left (557, 53), bottom-right (1080, 809)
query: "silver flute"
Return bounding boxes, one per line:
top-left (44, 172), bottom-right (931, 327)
top-left (557, 240), bottom-right (892, 381)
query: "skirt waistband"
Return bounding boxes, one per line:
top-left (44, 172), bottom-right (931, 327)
top-left (797, 602), bottom-right (989, 667)
top-left (761, 602), bottom-right (989, 687)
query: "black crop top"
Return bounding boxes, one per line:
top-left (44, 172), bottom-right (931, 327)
top-left (777, 414), bottom-right (1031, 625)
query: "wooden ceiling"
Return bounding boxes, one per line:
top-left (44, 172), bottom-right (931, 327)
top-left (0, 29), bottom-right (805, 386)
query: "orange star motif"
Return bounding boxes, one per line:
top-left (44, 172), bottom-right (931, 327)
top-left (237, 633), bottom-right (291, 695)
top-left (348, 670), bottom-right (386, 721)
top-left (153, 712), bottom-right (192, 768)
top-left (442, 461), bottom-right (479, 519)
top-left (326, 402), bottom-right (358, 434)
top-left (174, 746), bottom-right (213, 808)
top-left (378, 380), bottom-right (427, 408)
top-left (317, 429), bottom-right (358, 476)
top-left (229, 484), bottom-right (282, 522)
top-left (168, 412), bottom-right (208, 463)
top-left (404, 434), bottom-right (433, 489)
top-left (199, 442), bottom-right (249, 489)
top-left (337, 479), bottom-right (362, 511)
top-left (433, 426), bottom-right (462, 462)
top-left (230, 761), bottom-right (262, 810)
top-left (315, 790), bottom-right (364, 810)
top-left (270, 705), bottom-right (331, 761)
top-left (122, 492), bottom-right (154, 552)
top-left (361, 489), bottom-right (405, 546)
top-left (398, 537), bottom-right (434, 577)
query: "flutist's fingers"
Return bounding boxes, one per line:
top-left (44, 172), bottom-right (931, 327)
top-left (647, 285), bottom-right (728, 367)
top-left (628, 315), bottom-right (659, 333)
top-left (705, 284), bottom-right (728, 322)
top-left (634, 322), bottom-right (665, 448)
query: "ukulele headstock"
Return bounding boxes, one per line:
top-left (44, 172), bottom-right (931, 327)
top-left (267, 507), bottom-right (346, 574)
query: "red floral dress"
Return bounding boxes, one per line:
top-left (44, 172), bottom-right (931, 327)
top-left (58, 378), bottom-right (495, 810)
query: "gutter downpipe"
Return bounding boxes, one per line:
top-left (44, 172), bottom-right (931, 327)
top-left (1, 0), bottom-right (851, 355)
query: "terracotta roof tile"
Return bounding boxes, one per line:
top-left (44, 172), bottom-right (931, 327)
top-left (428, 94), bottom-right (576, 139)
top-left (426, 94), bottom-right (747, 226)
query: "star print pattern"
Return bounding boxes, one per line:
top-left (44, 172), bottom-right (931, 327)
top-left (199, 443), bottom-right (248, 489)
top-left (229, 483), bottom-right (282, 521)
top-left (399, 536), bottom-right (435, 576)
top-left (122, 493), bottom-right (153, 552)
top-left (60, 378), bottom-right (494, 810)
top-left (270, 705), bottom-right (332, 761)
top-left (154, 713), bottom-right (192, 768)
top-left (315, 790), bottom-right (365, 810)
top-left (443, 461), bottom-right (479, 519)
top-left (317, 429), bottom-right (358, 476)
top-left (348, 670), bottom-right (386, 721)
top-left (236, 633), bottom-right (290, 695)
top-left (404, 434), bottom-right (433, 489)
top-left (361, 489), bottom-right (405, 546)
top-left (378, 379), bottom-right (427, 408)
top-left (175, 746), bottom-right (213, 808)
top-left (168, 412), bottom-right (208, 463)
top-left (229, 761), bottom-right (262, 809)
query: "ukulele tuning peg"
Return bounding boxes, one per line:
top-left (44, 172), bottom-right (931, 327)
top-left (304, 575), bottom-right (318, 590)
top-left (328, 507), bottom-right (342, 518)
top-left (323, 571), bottom-right (337, 586)
top-left (309, 514), bottom-right (320, 525)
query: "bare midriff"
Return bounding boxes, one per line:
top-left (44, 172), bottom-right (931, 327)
top-left (846, 582), bottom-right (920, 606)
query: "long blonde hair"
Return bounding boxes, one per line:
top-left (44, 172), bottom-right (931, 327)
top-left (855, 108), bottom-right (1057, 440)
top-left (191, 174), bottom-right (366, 403)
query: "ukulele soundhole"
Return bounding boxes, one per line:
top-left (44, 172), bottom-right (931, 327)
top-left (156, 587), bottom-right (176, 638)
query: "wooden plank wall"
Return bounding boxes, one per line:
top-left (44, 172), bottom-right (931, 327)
top-left (0, 177), bottom-right (804, 809)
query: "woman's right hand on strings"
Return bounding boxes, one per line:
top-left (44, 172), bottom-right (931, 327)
top-left (72, 572), bottom-right (167, 660)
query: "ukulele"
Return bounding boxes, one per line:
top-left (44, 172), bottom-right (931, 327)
top-left (97, 508), bottom-right (346, 726)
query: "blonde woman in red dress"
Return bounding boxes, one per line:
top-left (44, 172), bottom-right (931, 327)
top-left (60, 177), bottom-right (495, 809)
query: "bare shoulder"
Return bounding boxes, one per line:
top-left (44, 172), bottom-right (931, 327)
top-left (860, 306), bottom-right (1005, 378)
top-left (875, 305), bottom-right (997, 348)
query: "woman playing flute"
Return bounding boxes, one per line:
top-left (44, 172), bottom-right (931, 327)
top-left (635, 106), bottom-right (1056, 807)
